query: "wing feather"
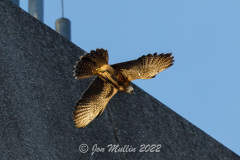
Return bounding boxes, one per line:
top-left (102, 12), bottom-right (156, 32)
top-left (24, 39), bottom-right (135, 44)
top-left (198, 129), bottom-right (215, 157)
top-left (73, 77), bottom-right (118, 128)
top-left (112, 53), bottom-right (174, 81)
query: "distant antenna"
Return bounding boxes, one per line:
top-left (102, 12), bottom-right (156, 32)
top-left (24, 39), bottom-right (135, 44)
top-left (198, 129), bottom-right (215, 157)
top-left (61, 0), bottom-right (64, 18)
top-left (55, 0), bottom-right (71, 40)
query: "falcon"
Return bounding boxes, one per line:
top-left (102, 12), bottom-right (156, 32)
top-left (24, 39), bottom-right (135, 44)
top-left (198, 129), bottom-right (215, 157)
top-left (73, 48), bottom-right (174, 128)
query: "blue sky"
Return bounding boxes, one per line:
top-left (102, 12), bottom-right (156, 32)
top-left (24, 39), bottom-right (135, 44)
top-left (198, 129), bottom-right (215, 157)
top-left (19, 0), bottom-right (240, 155)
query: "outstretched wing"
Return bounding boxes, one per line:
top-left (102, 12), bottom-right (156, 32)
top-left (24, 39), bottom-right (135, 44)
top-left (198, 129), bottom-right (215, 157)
top-left (111, 53), bottom-right (174, 81)
top-left (73, 77), bottom-right (118, 128)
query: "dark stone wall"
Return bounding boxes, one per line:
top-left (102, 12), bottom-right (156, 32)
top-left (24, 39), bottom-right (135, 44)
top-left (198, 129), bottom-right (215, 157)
top-left (0, 1), bottom-right (239, 159)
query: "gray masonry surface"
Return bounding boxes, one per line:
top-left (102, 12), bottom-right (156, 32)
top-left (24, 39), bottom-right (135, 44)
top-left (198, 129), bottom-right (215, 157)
top-left (1, 1), bottom-right (239, 159)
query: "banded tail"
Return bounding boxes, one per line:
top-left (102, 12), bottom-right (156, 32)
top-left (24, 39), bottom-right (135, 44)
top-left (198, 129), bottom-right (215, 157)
top-left (74, 48), bottom-right (109, 79)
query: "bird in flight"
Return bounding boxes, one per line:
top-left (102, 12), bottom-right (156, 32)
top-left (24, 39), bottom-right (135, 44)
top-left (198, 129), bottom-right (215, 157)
top-left (73, 48), bottom-right (174, 128)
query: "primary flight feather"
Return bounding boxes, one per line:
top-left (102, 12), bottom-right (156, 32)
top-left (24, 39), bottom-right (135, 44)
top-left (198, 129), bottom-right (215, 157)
top-left (73, 48), bottom-right (174, 128)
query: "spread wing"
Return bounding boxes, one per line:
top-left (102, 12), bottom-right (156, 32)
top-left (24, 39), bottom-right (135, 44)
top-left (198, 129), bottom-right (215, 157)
top-left (73, 77), bottom-right (118, 128)
top-left (111, 53), bottom-right (174, 81)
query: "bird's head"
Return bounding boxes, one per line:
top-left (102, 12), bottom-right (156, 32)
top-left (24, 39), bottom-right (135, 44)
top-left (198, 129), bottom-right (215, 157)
top-left (125, 84), bottom-right (135, 94)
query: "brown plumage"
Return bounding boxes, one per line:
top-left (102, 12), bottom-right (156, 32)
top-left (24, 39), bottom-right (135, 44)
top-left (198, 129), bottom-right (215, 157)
top-left (73, 48), bottom-right (174, 128)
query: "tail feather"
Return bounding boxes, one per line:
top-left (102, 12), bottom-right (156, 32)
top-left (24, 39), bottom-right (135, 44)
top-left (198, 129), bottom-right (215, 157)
top-left (81, 49), bottom-right (108, 67)
top-left (74, 48), bottom-right (109, 79)
top-left (74, 60), bottom-right (95, 79)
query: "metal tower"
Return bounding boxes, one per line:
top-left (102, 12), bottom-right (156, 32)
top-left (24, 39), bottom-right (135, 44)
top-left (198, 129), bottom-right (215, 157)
top-left (28, 0), bottom-right (44, 22)
top-left (55, 0), bottom-right (71, 40)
